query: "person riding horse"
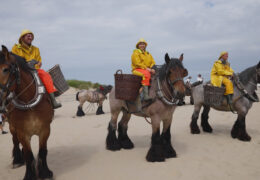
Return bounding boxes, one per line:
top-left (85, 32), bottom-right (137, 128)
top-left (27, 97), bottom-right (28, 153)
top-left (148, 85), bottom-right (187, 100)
top-left (131, 38), bottom-right (156, 101)
top-left (211, 51), bottom-right (234, 105)
top-left (11, 29), bottom-right (61, 109)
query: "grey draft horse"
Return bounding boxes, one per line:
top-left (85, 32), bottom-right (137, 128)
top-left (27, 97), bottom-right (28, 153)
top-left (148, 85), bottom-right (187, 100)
top-left (190, 62), bottom-right (260, 141)
top-left (76, 85), bottom-right (112, 116)
top-left (106, 53), bottom-right (188, 162)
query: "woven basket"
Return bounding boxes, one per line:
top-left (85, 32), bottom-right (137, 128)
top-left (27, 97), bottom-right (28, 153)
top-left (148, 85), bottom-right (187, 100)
top-left (114, 70), bottom-right (142, 101)
top-left (47, 64), bottom-right (69, 97)
top-left (204, 84), bottom-right (225, 106)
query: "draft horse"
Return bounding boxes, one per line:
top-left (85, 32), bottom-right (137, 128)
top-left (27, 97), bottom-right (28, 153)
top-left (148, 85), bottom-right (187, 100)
top-left (0, 46), bottom-right (54, 180)
top-left (76, 85), bottom-right (112, 116)
top-left (190, 62), bottom-right (260, 141)
top-left (106, 53), bottom-right (188, 162)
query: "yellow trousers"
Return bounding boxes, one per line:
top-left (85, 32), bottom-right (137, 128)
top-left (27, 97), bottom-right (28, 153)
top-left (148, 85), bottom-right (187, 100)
top-left (222, 77), bottom-right (233, 95)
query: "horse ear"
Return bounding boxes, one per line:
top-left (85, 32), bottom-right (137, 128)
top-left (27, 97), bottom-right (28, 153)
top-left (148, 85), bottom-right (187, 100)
top-left (165, 53), bottom-right (170, 64)
top-left (2, 45), bottom-right (10, 60)
top-left (179, 53), bottom-right (184, 61)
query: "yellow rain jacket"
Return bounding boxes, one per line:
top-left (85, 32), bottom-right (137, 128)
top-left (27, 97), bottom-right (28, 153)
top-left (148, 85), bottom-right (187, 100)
top-left (211, 60), bottom-right (234, 95)
top-left (131, 49), bottom-right (155, 71)
top-left (11, 43), bottom-right (42, 69)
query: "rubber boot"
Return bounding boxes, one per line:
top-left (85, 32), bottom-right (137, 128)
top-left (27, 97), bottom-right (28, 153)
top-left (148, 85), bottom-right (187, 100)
top-left (142, 86), bottom-right (152, 101)
top-left (226, 94), bottom-right (233, 105)
top-left (50, 93), bottom-right (62, 109)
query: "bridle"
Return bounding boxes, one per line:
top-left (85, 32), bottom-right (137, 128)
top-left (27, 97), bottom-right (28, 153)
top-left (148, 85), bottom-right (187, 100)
top-left (0, 62), bottom-right (20, 111)
top-left (156, 66), bottom-right (185, 105)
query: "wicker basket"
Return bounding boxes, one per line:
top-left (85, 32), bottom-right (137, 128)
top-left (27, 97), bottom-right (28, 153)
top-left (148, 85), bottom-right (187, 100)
top-left (204, 84), bottom-right (225, 106)
top-left (47, 64), bottom-right (69, 97)
top-left (114, 70), bottom-right (142, 101)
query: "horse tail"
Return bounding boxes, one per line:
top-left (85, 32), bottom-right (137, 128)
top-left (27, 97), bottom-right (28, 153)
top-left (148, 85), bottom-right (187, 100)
top-left (76, 92), bottom-right (80, 101)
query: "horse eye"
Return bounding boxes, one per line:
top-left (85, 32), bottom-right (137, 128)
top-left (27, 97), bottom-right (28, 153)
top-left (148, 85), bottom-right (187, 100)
top-left (3, 68), bottom-right (10, 74)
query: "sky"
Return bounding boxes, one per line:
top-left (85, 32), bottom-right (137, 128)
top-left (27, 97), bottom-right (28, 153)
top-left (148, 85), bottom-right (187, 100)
top-left (0, 0), bottom-right (260, 85)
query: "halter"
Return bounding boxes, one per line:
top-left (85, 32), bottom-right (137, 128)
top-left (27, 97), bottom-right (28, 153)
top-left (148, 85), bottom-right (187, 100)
top-left (0, 60), bottom-right (45, 112)
top-left (156, 69), bottom-right (184, 106)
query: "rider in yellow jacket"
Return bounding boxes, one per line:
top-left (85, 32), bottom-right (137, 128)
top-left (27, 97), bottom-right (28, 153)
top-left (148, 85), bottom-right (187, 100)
top-left (12, 29), bottom-right (61, 109)
top-left (211, 51), bottom-right (234, 105)
top-left (131, 38), bottom-right (156, 101)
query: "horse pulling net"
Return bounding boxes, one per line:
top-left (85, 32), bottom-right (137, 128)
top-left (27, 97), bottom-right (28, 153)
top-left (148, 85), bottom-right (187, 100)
top-left (204, 84), bottom-right (225, 106)
top-left (114, 69), bottom-right (142, 101)
top-left (48, 64), bottom-right (69, 97)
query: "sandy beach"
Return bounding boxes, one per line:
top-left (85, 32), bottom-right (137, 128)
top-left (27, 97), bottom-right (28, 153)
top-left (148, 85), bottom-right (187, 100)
top-left (1, 88), bottom-right (260, 180)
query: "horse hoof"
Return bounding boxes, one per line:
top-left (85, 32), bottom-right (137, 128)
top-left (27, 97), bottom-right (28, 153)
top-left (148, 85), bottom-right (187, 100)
top-left (13, 163), bottom-right (24, 169)
top-left (146, 145), bottom-right (165, 162)
top-left (163, 144), bottom-right (177, 158)
top-left (39, 169), bottom-right (53, 179)
top-left (119, 138), bottom-right (134, 149)
top-left (106, 143), bottom-right (121, 151)
top-left (201, 123), bottom-right (213, 133)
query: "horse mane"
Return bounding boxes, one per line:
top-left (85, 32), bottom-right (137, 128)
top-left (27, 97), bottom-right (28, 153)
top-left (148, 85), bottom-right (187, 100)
top-left (0, 51), bottom-right (31, 73)
top-left (158, 58), bottom-right (184, 81)
top-left (11, 53), bottom-right (32, 73)
top-left (238, 65), bottom-right (256, 85)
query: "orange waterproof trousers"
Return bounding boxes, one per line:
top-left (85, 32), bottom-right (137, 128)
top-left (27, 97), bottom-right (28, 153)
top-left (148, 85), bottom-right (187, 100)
top-left (37, 69), bottom-right (57, 93)
top-left (132, 68), bottom-right (151, 86)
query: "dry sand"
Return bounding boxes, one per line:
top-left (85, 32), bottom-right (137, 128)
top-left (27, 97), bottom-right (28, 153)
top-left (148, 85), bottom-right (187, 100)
top-left (1, 88), bottom-right (260, 180)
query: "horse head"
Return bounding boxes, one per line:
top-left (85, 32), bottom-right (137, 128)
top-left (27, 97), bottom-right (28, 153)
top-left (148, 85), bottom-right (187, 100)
top-left (0, 46), bottom-right (19, 112)
top-left (163, 53), bottom-right (188, 99)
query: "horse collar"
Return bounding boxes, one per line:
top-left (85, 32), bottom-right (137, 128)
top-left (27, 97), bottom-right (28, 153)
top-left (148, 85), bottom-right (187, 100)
top-left (156, 75), bottom-right (180, 106)
top-left (10, 70), bottom-right (46, 110)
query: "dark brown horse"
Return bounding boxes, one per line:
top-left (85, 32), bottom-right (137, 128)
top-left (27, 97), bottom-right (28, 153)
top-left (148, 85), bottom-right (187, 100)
top-left (0, 46), bottom-right (54, 180)
top-left (106, 53), bottom-right (188, 162)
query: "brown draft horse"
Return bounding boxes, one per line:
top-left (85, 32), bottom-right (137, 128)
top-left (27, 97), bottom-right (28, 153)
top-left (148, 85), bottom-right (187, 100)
top-left (106, 53), bottom-right (188, 162)
top-left (0, 46), bottom-right (54, 180)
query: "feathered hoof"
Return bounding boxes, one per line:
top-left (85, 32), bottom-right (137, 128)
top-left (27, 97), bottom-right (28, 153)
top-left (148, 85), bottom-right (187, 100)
top-left (163, 143), bottom-right (177, 158)
top-left (190, 124), bottom-right (200, 134)
top-left (146, 144), bottom-right (165, 162)
top-left (201, 123), bottom-right (213, 133)
top-left (76, 107), bottom-right (85, 116)
top-left (119, 137), bottom-right (134, 149)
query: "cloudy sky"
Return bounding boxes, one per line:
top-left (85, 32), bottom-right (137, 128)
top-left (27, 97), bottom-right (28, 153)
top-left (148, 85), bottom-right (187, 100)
top-left (1, 0), bottom-right (260, 85)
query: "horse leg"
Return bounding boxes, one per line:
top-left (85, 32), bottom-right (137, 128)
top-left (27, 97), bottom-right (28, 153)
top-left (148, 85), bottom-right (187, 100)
top-left (106, 109), bottom-right (121, 151)
top-left (201, 105), bottom-right (212, 133)
top-left (12, 132), bottom-right (24, 168)
top-left (190, 104), bottom-right (202, 134)
top-left (118, 110), bottom-right (134, 149)
top-left (161, 120), bottom-right (176, 158)
top-left (96, 101), bottom-right (105, 115)
top-left (76, 101), bottom-right (85, 116)
top-left (19, 135), bottom-right (36, 180)
top-left (146, 115), bottom-right (165, 162)
top-left (231, 115), bottom-right (251, 141)
top-left (37, 126), bottom-right (53, 179)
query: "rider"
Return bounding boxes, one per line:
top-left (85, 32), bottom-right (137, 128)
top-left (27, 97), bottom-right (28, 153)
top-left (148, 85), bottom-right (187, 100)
top-left (211, 51), bottom-right (234, 105)
top-left (131, 38), bottom-right (156, 101)
top-left (11, 29), bottom-right (62, 109)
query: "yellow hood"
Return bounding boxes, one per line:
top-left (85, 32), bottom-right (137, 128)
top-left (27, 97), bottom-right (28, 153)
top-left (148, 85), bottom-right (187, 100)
top-left (136, 38), bottom-right (148, 48)
top-left (19, 29), bottom-right (34, 44)
top-left (218, 51), bottom-right (228, 60)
